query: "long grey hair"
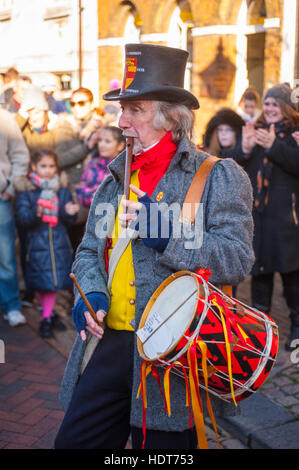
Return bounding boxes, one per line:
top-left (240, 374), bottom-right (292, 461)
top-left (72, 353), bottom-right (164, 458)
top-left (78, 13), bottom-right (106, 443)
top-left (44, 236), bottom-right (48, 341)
top-left (153, 101), bottom-right (195, 142)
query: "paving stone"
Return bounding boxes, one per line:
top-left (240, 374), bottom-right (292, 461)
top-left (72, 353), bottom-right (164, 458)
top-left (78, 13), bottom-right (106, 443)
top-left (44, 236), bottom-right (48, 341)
top-left (272, 376), bottom-right (294, 387)
top-left (218, 392), bottom-right (296, 448)
top-left (222, 438), bottom-right (248, 449)
top-left (276, 395), bottom-right (299, 407)
top-left (283, 383), bottom-right (299, 395)
top-left (250, 421), bottom-right (299, 449)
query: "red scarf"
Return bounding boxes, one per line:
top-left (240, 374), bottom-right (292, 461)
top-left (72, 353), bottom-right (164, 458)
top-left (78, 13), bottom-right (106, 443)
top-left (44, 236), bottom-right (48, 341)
top-left (131, 131), bottom-right (177, 197)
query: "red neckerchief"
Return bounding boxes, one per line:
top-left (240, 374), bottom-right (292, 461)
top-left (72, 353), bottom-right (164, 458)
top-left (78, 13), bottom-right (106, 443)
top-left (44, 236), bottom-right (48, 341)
top-left (131, 131), bottom-right (177, 197)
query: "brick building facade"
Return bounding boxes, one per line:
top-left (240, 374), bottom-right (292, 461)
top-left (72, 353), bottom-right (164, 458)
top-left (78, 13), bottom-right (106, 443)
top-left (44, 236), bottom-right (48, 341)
top-left (97, 0), bottom-right (299, 144)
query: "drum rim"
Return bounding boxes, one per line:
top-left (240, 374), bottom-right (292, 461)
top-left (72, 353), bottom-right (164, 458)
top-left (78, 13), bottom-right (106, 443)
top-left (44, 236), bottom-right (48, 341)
top-left (137, 270), bottom-right (207, 361)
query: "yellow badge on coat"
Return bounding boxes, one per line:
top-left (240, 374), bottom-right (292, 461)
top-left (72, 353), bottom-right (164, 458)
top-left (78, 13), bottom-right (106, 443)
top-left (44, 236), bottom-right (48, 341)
top-left (156, 192), bottom-right (164, 202)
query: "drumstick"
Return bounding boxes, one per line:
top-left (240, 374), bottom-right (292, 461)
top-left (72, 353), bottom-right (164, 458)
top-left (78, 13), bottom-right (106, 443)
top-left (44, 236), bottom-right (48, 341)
top-left (69, 273), bottom-right (102, 326)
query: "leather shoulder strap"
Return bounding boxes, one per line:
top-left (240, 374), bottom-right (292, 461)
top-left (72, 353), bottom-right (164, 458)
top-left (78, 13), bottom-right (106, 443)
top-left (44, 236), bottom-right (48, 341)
top-left (180, 155), bottom-right (221, 225)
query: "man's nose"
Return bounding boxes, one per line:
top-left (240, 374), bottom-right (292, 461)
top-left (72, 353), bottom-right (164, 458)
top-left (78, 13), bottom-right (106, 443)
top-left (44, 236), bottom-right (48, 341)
top-left (118, 110), bottom-right (129, 129)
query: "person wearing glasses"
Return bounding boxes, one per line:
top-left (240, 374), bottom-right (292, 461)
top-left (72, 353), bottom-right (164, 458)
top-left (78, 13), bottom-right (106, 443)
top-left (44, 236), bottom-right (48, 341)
top-left (58, 88), bottom-right (106, 250)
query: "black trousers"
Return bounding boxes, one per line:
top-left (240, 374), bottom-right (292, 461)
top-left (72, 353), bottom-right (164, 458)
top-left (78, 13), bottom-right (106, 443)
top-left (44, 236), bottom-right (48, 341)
top-left (54, 328), bottom-right (197, 450)
top-left (251, 270), bottom-right (299, 315)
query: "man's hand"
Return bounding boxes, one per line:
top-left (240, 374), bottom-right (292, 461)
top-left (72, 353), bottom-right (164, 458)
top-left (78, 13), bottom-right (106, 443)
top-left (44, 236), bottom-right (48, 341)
top-left (72, 293), bottom-right (108, 342)
top-left (255, 123), bottom-right (276, 149)
top-left (119, 184), bottom-right (145, 228)
top-left (80, 310), bottom-right (105, 342)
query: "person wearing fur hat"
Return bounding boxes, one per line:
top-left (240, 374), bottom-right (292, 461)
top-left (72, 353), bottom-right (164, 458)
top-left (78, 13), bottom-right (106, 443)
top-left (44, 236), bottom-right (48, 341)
top-left (234, 83), bottom-right (299, 352)
top-left (55, 43), bottom-right (254, 450)
top-left (14, 148), bottom-right (79, 338)
top-left (202, 107), bottom-right (245, 159)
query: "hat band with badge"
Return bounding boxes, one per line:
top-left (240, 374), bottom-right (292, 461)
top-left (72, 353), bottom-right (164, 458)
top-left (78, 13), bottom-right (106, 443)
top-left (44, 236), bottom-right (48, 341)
top-left (103, 43), bottom-right (199, 110)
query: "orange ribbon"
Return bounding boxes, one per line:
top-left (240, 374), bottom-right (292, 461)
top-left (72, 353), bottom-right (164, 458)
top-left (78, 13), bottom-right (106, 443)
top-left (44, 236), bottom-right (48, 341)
top-left (187, 339), bottom-right (222, 449)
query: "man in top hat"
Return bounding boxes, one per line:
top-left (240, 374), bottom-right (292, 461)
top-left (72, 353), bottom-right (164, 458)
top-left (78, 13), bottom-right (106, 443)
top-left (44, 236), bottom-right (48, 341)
top-left (55, 44), bottom-right (254, 449)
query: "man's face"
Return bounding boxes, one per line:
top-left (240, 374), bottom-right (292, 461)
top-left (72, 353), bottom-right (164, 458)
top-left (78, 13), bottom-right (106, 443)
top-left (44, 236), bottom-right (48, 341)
top-left (70, 92), bottom-right (93, 120)
top-left (118, 100), bottom-right (167, 153)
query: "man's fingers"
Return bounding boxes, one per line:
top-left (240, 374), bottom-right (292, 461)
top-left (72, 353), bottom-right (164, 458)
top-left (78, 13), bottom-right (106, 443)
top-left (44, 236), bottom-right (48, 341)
top-left (121, 199), bottom-right (142, 212)
top-left (96, 310), bottom-right (106, 324)
top-left (82, 310), bottom-right (105, 340)
top-left (80, 330), bottom-right (87, 342)
top-left (129, 184), bottom-right (145, 198)
top-left (84, 311), bottom-right (104, 333)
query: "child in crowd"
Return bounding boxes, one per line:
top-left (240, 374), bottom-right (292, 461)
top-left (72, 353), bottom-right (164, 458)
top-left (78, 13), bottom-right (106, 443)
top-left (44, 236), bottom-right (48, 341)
top-left (237, 87), bottom-right (261, 123)
top-left (76, 126), bottom-right (126, 208)
top-left (15, 148), bottom-right (79, 338)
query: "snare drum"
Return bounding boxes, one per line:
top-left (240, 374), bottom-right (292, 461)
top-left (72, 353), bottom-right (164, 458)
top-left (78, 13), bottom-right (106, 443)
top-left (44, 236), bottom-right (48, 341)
top-left (137, 270), bottom-right (279, 403)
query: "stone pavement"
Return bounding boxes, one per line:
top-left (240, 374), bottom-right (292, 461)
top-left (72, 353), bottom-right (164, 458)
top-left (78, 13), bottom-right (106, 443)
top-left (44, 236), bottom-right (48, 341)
top-left (218, 274), bottom-right (299, 449)
top-left (0, 275), bottom-right (298, 449)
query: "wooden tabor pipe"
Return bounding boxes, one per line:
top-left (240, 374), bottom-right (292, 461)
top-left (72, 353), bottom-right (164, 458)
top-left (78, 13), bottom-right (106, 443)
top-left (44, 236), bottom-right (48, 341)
top-left (70, 273), bottom-right (102, 326)
top-left (124, 137), bottom-right (134, 203)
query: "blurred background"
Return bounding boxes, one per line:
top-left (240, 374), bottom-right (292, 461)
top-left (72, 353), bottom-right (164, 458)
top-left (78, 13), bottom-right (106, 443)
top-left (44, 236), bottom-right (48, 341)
top-left (1, 0), bottom-right (298, 143)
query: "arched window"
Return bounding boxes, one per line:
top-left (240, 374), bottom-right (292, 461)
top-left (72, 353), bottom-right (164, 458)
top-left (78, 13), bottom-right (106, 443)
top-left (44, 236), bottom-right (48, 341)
top-left (168, 2), bottom-right (194, 91)
top-left (120, 1), bottom-right (141, 44)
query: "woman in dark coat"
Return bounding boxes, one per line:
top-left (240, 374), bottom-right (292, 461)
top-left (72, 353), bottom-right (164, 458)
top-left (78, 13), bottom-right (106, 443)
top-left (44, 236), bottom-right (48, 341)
top-left (202, 108), bottom-right (245, 298)
top-left (234, 84), bottom-right (299, 350)
top-left (15, 148), bottom-right (79, 337)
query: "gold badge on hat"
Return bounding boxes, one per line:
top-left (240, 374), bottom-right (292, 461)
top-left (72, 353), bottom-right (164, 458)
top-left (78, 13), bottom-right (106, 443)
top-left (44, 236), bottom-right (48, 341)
top-left (156, 192), bottom-right (164, 202)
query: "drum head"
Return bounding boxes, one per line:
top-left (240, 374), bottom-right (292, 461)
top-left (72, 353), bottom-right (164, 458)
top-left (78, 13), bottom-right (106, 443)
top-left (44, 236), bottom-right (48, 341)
top-left (137, 274), bottom-right (199, 360)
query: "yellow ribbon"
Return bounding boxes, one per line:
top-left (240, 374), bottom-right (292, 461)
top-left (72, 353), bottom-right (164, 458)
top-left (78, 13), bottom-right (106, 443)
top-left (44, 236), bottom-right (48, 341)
top-left (137, 363), bottom-right (152, 399)
top-left (163, 361), bottom-right (190, 416)
top-left (187, 342), bottom-right (209, 449)
top-left (218, 309), bottom-right (238, 406)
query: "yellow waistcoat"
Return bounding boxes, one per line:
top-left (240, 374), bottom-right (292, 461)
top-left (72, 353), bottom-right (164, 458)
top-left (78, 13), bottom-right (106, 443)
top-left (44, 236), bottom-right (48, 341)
top-left (106, 171), bottom-right (140, 331)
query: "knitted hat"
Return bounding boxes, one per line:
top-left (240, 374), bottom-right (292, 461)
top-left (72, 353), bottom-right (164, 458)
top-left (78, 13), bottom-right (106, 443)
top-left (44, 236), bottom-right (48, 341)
top-left (22, 85), bottom-right (49, 111)
top-left (263, 83), bottom-right (294, 108)
top-left (103, 43), bottom-right (199, 109)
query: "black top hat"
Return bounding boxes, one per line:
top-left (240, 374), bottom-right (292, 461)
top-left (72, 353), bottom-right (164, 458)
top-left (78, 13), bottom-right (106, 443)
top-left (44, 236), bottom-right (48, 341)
top-left (102, 43), bottom-right (199, 109)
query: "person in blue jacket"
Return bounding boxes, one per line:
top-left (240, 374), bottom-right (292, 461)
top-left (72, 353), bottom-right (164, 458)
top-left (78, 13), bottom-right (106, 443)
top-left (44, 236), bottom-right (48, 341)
top-left (15, 148), bottom-right (79, 338)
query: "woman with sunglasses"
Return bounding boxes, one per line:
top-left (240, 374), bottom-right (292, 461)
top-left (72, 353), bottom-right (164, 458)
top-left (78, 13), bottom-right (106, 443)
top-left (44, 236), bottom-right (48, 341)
top-left (59, 88), bottom-right (105, 250)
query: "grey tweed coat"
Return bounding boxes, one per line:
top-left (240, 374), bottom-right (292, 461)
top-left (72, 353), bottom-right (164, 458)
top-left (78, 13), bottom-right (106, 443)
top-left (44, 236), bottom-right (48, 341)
top-left (60, 136), bottom-right (255, 432)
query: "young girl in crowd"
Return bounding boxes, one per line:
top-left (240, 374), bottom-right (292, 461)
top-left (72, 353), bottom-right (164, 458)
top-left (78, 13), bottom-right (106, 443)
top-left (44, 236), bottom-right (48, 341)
top-left (202, 107), bottom-right (245, 159)
top-left (15, 148), bottom-right (79, 338)
top-left (76, 126), bottom-right (125, 208)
